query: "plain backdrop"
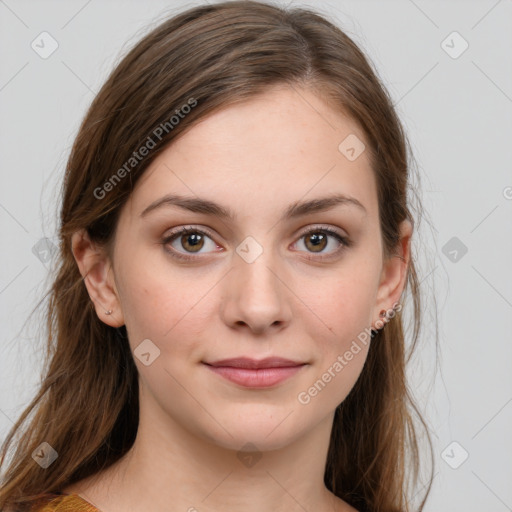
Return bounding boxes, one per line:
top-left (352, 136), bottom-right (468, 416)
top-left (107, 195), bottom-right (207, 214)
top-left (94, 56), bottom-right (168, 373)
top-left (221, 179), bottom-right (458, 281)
top-left (1, 1), bottom-right (511, 510)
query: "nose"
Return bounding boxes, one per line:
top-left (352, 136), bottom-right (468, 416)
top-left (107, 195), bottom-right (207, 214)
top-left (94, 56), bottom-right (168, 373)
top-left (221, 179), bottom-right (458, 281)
top-left (220, 246), bottom-right (292, 335)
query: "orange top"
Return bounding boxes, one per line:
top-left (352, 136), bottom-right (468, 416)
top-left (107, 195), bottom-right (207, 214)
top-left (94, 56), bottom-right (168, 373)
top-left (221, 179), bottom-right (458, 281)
top-left (31, 493), bottom-right (101, 512)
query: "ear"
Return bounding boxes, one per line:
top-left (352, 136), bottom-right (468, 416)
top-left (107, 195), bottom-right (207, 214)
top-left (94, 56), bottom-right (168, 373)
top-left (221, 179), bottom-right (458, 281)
top-left (372, 219), bottom-right (413, 327)
top-left (71, 229), bottom-right (125, 328)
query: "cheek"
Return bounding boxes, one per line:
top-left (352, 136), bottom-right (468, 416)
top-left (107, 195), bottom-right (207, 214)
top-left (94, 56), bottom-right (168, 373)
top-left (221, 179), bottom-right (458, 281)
top-left (296, 268), bottom-right (377, 405)
top-left (303, 268), bottom-right (378, 347)
top-left (116, 252), bottom-right (217, 355)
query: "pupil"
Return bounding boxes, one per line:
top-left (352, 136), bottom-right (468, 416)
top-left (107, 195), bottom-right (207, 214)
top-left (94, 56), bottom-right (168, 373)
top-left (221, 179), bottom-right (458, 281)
top-left (187, 234), bottom-right (201, 246)
top-left (307, 232), bottom-right (326, 252)
top-left (311, 233), bottom-right (323, 245)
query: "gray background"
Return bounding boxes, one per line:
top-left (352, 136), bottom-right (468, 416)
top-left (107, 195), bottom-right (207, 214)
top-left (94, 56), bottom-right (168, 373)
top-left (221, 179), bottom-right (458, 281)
top-left (1, 0), bottom-right (511, 510)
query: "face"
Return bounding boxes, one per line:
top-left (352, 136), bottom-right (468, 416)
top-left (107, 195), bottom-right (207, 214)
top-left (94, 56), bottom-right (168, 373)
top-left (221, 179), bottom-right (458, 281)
top-left (75, 84), bottom-right (410, 452)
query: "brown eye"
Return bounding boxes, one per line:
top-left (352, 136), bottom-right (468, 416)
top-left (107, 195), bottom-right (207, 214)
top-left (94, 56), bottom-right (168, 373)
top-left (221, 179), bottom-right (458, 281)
top-left (180, 232), bottom-right (205, 253)
top-left (293, 227), bottom-right (350, 260)
top-left (304, 232), bottom-right (328, 253)
top-left (162, 226), bottom-right (220, 261)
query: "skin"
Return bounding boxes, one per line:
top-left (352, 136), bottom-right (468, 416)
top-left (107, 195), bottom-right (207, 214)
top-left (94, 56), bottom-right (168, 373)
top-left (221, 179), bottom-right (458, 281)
top-left (67, 84), bottom-right (412, 512)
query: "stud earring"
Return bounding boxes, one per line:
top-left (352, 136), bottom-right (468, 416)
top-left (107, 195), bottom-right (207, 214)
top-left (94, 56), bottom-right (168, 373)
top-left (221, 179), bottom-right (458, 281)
top-left (105, 310), bottom-right (113, 315)
top-left (371, 309), bottom-right (390, 339)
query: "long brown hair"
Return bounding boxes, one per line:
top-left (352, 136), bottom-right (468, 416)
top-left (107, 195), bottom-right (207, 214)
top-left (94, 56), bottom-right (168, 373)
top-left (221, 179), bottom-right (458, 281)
top-left (0, 1), bottom-right (435, 510)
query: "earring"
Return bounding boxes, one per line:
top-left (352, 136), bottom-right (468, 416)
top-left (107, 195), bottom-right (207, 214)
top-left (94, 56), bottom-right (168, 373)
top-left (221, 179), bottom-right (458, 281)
top-left (371, 309), bottom-right (390, 339)
top-left (105, 310), bottom-right (113, 315)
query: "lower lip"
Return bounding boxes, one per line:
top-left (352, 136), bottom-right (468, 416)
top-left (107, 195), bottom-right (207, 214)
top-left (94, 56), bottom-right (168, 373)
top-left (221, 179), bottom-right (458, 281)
top-left (203, 364), bottom-right (305, 388)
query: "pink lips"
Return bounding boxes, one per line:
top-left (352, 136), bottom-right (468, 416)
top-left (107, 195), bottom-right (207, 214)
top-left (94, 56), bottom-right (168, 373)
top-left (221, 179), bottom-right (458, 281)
top-left (203, 357), bottom-right (307, 388)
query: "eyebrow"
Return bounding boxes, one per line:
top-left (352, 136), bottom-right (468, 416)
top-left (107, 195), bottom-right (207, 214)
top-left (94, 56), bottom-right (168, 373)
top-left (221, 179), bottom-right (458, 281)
top-left (140, 192), bottom-right (367, 220)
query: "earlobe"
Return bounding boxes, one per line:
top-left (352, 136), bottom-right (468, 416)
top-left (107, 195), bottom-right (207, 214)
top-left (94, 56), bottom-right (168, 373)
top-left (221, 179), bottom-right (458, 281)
top-left (70, 229), bottom-right (125, 328)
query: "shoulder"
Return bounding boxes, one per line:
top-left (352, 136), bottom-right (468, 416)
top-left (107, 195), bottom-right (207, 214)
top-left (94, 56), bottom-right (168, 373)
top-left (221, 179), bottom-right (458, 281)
top-left (30, 493), bottom-right (100, 512)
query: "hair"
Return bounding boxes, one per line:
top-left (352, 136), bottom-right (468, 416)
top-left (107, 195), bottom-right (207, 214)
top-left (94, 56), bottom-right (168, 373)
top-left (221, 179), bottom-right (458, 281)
top-left (0, 1), bottom-right (436, 511)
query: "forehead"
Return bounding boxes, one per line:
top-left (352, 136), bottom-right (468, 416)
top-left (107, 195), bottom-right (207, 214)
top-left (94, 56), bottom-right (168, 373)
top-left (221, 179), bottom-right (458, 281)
top-left (126, 84), bottom-right (378, 222)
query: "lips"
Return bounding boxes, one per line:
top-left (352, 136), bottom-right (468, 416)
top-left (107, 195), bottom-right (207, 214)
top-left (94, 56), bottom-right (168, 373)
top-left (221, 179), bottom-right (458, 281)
top-left (203, 357), bottom-right (307, 388)
top-left (204, 357), bottom-right (305, 369)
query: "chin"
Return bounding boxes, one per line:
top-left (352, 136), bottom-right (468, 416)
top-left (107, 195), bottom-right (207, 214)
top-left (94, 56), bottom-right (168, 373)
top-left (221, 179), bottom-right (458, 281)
top-left (197, 412), bottom-right (309, 453)
top-left (212, 430), bottom-right (299, 453)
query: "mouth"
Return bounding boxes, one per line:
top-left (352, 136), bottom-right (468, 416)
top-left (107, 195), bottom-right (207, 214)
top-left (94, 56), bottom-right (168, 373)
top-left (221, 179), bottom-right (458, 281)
top-left (202, 357), bottom-right (308, 388)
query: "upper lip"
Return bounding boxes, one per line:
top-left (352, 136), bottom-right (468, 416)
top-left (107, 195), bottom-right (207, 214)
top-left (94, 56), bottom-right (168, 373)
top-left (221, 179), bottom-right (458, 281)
top-left (204, 357), bottom-right (306, 369)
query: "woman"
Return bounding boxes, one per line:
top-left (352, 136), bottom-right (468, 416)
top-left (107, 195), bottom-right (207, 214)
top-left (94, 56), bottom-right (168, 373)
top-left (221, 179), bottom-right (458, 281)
top-left (0, 1), bottom-right (434, 511)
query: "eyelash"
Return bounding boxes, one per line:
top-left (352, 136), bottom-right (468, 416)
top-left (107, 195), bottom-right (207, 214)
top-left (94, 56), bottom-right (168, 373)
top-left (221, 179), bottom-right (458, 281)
top-left (161, 225), bottom-right (351, 262)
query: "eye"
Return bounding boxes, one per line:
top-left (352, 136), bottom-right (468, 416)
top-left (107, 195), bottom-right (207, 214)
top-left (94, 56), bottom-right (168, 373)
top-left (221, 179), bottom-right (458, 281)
top-left (161, 226), bottom-right (221, 261)
top-left (161, 225), bottom-right (350, 262)
top-left (292, 225), bottom-right (350, 260)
